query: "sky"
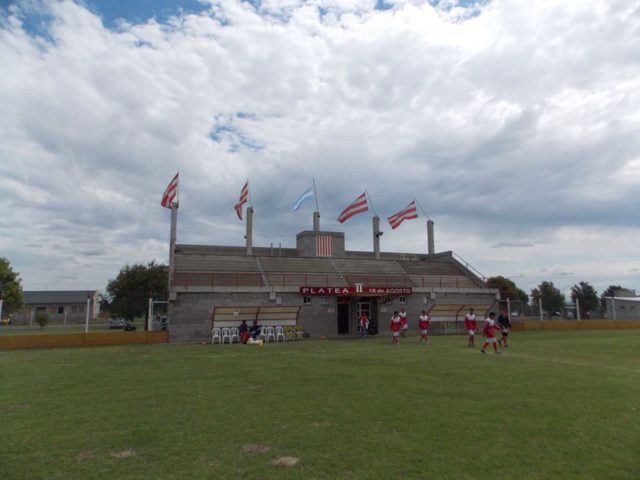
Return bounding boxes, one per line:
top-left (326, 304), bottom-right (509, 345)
top-left (1, 0), bottom-right (639, 300)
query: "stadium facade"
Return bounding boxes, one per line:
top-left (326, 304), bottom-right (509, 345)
top-left (167, 210), bottom-right (498, 342)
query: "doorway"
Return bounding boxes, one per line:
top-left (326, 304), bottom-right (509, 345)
top-left (337, 297), bottom-right (350, 334)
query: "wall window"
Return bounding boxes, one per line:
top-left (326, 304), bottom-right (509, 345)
top-left (57, 306), bottom-right (64, 314)
top-left (320, 297), bottom-right (329, 305)
top-left (398, 296), bottom-right (407, 304)
top-left (303, 296), bottom-right (312, 305)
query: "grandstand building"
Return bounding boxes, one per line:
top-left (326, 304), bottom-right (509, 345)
top-left (168, 220), bottom-right (498, 342)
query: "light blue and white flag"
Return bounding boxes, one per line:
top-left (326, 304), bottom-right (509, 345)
top-left (292, 187), bottom-right (314, 211)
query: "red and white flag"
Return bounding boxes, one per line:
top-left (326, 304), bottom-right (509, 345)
top-left (387, 200), bottom-right (418, 229)
top-left (337, 192), bottom-right (368, 223)
top-left (161, 173), bottom-right (179, 208)
top-left (234, 181), bottom-right (249, 220)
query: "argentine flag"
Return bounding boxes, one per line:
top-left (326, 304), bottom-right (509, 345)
top-left (292, 187), bottom-right (314, 211)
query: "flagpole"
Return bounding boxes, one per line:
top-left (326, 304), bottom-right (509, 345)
top-left (247, 179), bottom-right (253, 207)
top-left (365, 189), bottom-right (378, 217)
top-left (416, 199), bottom-right (431, 221)
top-left (312, 178), bottom-right (320, 212)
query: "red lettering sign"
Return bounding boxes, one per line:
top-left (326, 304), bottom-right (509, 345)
top-left (299, 286), bottom-right (412, 296)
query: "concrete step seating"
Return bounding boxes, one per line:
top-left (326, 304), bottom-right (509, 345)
top-left (259, 256), bottom-right (338, 273)
top-left (265, 273), bottom-right (346, 287)
top-left (397, 260), bottom-right (462, 276)
top-left (333, 258), bottom-right (406, 275)
top-left (409, 275), bottom-right (477, 289)
top-left (175, 254), bottom-right (261, 272)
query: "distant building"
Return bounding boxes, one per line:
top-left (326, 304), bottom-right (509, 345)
top-left (13, 290), bottom-right (101, 324)
top-left (604, 295), bottom-right (640, 320)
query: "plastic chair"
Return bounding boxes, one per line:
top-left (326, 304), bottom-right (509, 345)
top-left (229, 327), bottom-right (240, 344)
top-left (275, 325), bottom-right (286, 342)
top-left (263, 326), bottom-right (276, 343)
top-left (221, 327), bottom-right (232, 344)
top-left (211, 327), bottom-right (222, 344)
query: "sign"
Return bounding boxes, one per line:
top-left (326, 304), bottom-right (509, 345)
top-left (299, 285), bottom-right (412, 296)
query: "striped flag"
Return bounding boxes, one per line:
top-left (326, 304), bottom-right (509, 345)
top-left (387, 200), bottom-right (418, 229)
top-left (234, 181), bottom-right (249, 220)
top-left (316, 235), bottom-right (333, 257)
top-left (337, 192), bottom-right (368, 223)
top-left (161, 173), bottom-right (179, 208)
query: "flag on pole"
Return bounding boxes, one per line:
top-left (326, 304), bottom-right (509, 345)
top-left (161, 173), bottom-right (179, 208)
top-left (387, 200), bottom-right (418, 229)
top-left (234, 181), bottom-right (249, 220)
top-left (337, 192), bottom-right (368, 223)
top-left (292, 187), bottom-right (314, 211)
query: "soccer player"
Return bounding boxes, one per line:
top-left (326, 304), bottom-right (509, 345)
top-left (390, 311), bottom-right (402, 344)
top-left (359, 312), bottom-right (370, 338)
top-left (418, 310), bottom-right (431, 343)
top-left (481, 312), bottom-right (501, 354)
top-left (497, 310), bottom-right (512, 347)
top-left (463, 308), bottom-right (477, 347)
top-left (399, 307), bottom-right (408, 336)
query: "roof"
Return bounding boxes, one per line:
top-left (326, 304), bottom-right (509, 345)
top-left (24, 290), bottom-right (100, 305)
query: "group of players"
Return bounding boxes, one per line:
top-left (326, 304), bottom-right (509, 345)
top-left (358, 307), bottom-right (512, 353)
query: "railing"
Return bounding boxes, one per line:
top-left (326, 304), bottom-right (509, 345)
top-left (173, 272), bottom-right (478, 290)
top-left (451, 251), bottom-right (487, 282)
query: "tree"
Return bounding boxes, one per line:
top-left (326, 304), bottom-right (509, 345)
top-left (530, 281), bottom-right (565, 317)
top-left (0, 257), bottom-right (25, 315)
top-left (570, 282), bottom-right (599, 318)
top-left (36, 312), bottom-right (49, 329)
top-left (486, 276), bottom-right (529, 304)
top-left (106, 261), bottom-right (168, 321)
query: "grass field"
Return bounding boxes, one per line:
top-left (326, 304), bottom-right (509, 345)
top-left (1, 330), bottom-right (639, 479)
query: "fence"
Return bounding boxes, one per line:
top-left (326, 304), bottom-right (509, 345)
top-left (0, 331), bottom-right (169, 350)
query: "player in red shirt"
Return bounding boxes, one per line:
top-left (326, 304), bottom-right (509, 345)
top-left (418, 310), bottom-right (431, 343)
top-left (359, 312), bottom-right (370, 338)
top-left (390, 311), bottom-right (402, 344)
top-left (463, 308), bottom-right (477, 347)
top-left (481, 312), bottom-right (501, 354)
top-left (399, 307), bottom-right (408, 336)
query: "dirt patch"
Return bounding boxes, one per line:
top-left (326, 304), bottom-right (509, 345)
top-left (271, 456), bottom-right (299, 467)
top-left (310, 421), bottom-right (329, 428)
top-left (110, 448), bottom-right (136, 458)
top-left (12, 403), bottom-right (31, 409)
top-left (75, 450), bottom-right (96, 462)
top-left (245, 384), bottom-right (264, 390)
top-left (242, 444), bottom-right (270, 454)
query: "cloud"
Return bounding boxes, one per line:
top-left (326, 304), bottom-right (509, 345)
top-left (491, 241), bottom-right (535, 248)
top-left (1, 0), bottom-right (639, 295)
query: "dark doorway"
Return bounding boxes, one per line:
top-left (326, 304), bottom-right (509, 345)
top-left (337, 297), bottom-right (350, 334)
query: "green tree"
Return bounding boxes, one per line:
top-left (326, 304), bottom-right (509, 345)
top-left (531, 281), bottom-right (565, 317)
top-left (486, 276), bottom-right (529, 304)
top-left (35, 312), bottom-right (49, 329)
top-left (570, 281), bottom-right (599, 318)
top-left (0, 257), bottom-right (25, 315)
top-left (106, 261), bottom-right (167, 321)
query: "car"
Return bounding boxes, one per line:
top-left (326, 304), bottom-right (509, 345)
top-left (109, 318), bottom-right (125, 329)
top-left (109, 318), bottom-right (136, 331)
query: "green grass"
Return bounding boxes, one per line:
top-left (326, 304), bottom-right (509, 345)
top-left (1, 331), bottom-right (639, 479)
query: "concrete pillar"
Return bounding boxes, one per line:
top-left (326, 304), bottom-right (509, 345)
top-left (168, 205), bottom-right (177, 290)
top-left (246, 207), bottom-right (254, 255)
top-left (373, 216), bottom-right (381, 259)
top-left (427, 220), bottom-right (435, 255)
top-left (313, 211), bottom-right (320, 231)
